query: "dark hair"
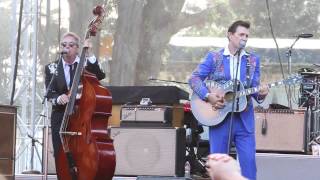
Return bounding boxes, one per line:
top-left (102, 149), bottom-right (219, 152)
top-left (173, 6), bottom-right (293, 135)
top-left (227, 20), bottom-right (250, 33)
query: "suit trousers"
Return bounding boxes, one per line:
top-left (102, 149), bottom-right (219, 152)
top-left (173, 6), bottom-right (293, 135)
top-left (50, 110), bottom-right (64, 158)
top-left (209, 113), bottom-right (257, 180)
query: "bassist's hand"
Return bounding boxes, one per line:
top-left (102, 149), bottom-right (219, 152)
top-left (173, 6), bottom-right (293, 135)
top-left (57, 94), bottom-right (70, 105)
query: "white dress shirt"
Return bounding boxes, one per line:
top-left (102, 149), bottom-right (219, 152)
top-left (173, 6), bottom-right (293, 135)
top-left (223, 46), bottom-right (248, 80)
top-left (62, 55), bottom-right (97, 88)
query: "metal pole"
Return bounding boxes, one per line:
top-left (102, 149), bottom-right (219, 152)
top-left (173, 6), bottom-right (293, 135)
top-left (287, 50), bottom-right (292, 109)
top-left (10, 0), bottom-right (24, 105)
top-left (286, 37), bottom-right (299, 109)
top-left (30, 0), bottom-right (39, 172)
top-left (42, 101), bottom-right (49, 180)
top-left (10, 0), bottom-right (18, 104)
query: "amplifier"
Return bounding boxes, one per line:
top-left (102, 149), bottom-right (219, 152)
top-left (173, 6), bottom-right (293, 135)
top-left (0, 105), bottom-right (17, 179)
top-left (120, 105), bottom-right (172, 124)
top-left (110, 127), bottom-right (185, 177)
top-left (255, 109), bottom-right (307, 152)
top-left (299, 73), bottom-right (320, 107)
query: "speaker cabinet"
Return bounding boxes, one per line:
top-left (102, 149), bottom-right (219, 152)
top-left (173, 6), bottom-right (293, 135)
top-left (0, 105), bottom-right (17, 179)
top-left (257, 153), bottom-right (320, 180)
top-left (42, 127), bottom-right (56, 174)
top-left (111, 127), bottom-right (186, 177)
top-left (255, 110), bottom-right (307, 152)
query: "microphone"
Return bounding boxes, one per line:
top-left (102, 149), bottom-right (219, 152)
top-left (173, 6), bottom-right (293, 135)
top-left (234, 39), bottom-right (246, 55)
top-left (60, 49), bottom-right (69, 54)
top-left (296, 33), bottom-right (313, 38)
top-left (239, 39), bottom-right (246, 49)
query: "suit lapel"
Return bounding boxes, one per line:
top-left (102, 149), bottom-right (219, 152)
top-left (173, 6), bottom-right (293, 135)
top-left (240, 55), bottom-right (247, 82)
top-left (57, 61), bottom-right (68, 92)
top-left (223, 55), bottom-right (231, 81)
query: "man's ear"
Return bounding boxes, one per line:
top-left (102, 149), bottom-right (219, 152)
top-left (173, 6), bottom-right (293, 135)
top-left (227, 32), bottom-right (232, 41)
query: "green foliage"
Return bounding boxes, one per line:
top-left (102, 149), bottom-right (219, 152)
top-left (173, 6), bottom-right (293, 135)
top-left (183, 0), bottom-right (320, 38)
top-left (184, 1), bottom-right (232, 36)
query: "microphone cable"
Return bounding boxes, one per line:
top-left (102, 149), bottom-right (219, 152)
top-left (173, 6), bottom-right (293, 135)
top-left (265, 0), bottom-right (291, 107)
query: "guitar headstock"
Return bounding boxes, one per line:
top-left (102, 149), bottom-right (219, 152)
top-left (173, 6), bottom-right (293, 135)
top-left (283, 74), bottom-right (303, 85)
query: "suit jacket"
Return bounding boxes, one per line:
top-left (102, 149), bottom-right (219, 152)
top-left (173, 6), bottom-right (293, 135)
top-left (189, 49), bottom-right (263, 132)
top-left (44, 57), bottom-right (105, 112)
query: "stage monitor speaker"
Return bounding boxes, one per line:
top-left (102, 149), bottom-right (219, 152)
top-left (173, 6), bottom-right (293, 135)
top-left (257, 153), bottom-right (320, 180)
top-left (255, 109), bottom-right (307, 152)
top-left (42, 127), bottom-right (56, 174)
top-left (0, 105), bottom-right (17, 180)
top-left (111, 127), bottom-right (186, 177)
top-left (137, 176), bottom-right (191, 180)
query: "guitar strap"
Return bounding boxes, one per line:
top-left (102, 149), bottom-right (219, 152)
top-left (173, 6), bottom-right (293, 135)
top-left (245, 55), bottom-right (252, 105)
top-left (245, 55), bottom-right (251, 88)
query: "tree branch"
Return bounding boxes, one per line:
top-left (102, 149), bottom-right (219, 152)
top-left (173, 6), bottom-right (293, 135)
top-left (175, 8), bottom-right (213, 31)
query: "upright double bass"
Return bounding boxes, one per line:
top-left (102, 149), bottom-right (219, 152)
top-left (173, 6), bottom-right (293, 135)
top-left (56, 5), bottom-right (115, 180)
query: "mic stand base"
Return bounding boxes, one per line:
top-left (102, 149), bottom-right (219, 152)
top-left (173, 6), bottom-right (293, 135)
top-left (21, 170), bottom-right (41, 174)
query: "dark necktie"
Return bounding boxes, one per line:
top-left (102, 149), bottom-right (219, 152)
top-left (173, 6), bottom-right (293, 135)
top-left (69, 64), bottom-right (75, 88)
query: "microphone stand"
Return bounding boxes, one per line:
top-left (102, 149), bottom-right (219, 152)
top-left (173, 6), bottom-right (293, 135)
top-left (42, 53), bottom-right (64, 104)
top-left (227, 49), bottom-right (241, 155)
top-left (286, 36), bottom-right (300, 109)
top-left (41, 53), bottom-right (63, 180)
top-left (313, 64), bottom-right (320, 68)
top-left (41, 103), bottom-right (49, 180)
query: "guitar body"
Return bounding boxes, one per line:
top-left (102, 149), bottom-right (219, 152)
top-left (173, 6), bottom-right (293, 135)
top-left (190, 75), bottom-right (302, 127)
top-left (190, 80), bottom-right (247, 126)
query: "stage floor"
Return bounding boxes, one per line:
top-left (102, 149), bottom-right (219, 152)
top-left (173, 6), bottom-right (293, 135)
top-left (15, 175), bottom-right (138, 180)
top-left (12, 153), bottom-right (320, 180)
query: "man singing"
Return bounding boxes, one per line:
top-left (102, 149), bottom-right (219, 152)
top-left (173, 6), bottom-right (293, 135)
top-left (189, 20), bottom-right (268, 180)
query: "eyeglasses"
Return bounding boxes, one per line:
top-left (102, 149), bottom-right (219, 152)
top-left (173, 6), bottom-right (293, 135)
top-left (61, 42), bottom-right (78, 48)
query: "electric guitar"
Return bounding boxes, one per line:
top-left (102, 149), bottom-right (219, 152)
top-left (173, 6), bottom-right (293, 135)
top-left (190, 74), bottom-right (302, 126)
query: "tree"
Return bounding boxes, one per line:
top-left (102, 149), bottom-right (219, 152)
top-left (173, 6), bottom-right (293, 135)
top-left (110, 0), bottom-right (213, 85)
top-left (67, 0), bottom-right (105, 56)
top-left (230, 0), bottom-right (320, 38)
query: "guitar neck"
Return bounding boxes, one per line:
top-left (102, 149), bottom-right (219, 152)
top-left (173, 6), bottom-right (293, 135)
top-left (205, 75), bottom-right (301, 98)
top-left (237, 81), bottom-right (285, 97)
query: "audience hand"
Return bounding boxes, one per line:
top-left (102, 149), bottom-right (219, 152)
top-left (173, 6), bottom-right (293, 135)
top-left (205, 153), bottom-right (247, 180)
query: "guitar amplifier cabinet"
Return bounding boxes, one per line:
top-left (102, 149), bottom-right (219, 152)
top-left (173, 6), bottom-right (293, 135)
top-left (255, 109), bottom-right (307, 152)
top-left (120, 105), bottom-right (172, 127)
top-left (0, 105), bottom-right (17, 180)
top-left (106, 86), bottom-right (188, 128)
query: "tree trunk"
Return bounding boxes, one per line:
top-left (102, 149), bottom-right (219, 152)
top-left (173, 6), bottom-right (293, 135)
top-left (68, 0), bottom-right (103, 56)
top-left (110, 0), bottom-right (212, 85)
top-left (110, 0), bottom-right (145, 85)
